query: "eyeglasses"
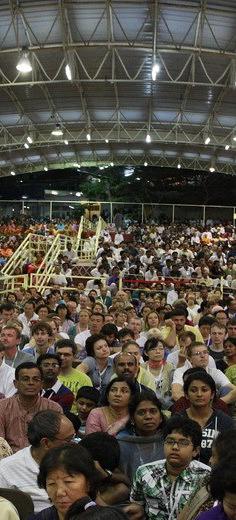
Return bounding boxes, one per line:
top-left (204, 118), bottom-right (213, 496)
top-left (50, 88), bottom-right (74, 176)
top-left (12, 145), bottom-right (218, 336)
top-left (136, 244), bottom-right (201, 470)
top-left (164, 438), bottom-right (193, 448)
top-left (191, 351), bottom-right (208, 356)
top-left (19, 377), bottom-right (42, 383)
top-left (41, 363), bottom-right (59, 369)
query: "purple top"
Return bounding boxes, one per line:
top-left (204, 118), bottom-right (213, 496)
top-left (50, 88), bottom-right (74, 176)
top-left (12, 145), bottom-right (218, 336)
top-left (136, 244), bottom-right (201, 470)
top-left (197, 504), bottom-right (228, 520)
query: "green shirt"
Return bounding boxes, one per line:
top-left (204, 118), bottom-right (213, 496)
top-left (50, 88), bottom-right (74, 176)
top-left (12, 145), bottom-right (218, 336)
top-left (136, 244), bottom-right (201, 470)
top-left (130, 459), bottom-right (210, 520)
top-left (58, 369), bottom-right (92, 412)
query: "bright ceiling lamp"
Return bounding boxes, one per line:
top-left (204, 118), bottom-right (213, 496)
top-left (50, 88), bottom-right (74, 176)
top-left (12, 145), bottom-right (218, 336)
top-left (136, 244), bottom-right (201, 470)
top-left (51, 124), bottom-right (63, 136)
top-left (51, 190), bottom-right (58, 195)
top-left (144, 161), bottom-right (148, 166)
top-left (110, 162), bottom-right (114, 166)
top-left (225, 144), bottom-right (230, 150)
top-left (44, 166), bottom-right (48, 171)
top-left (209, 166), bottom-right (215, 172)
top-left (86, 132), bottom-right (91, 141)
top-left (105, 139), bottom-right (109, 143)
top-left (24, 142), bottom-right (29, 149)
top-left (27, 136), bottom-right (33, 144)
top-left (64, 139), bottom-right (68, 145)
top-left (76, 191), bottom-right (83, 197)
top-left (10, 171), bottom-right (15, 176)
top-left (152, 62), bottom-right (160, 81)
top-left (204, 136), bottom-right (210, 145)
top-left (146, 133), bottom-right (151, 143)
top-left (16, 49), bottom-right (32, 73)
top-left (177, 162), bottom-right (181, 169)
top-left (65, 64), bottom-right (72, 81)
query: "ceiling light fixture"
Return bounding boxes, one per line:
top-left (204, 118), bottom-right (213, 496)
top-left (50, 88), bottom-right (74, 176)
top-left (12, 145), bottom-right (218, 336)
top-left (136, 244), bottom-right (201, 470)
top-left (144, 161), bottom-right (148, 166)
top-left (204, 136), bottom-right (210, 145)
top-left (69, 205), bottom-right (74, 209)
top-left (225, 144), bottom-right (230, 150)
top-left (51, 190), bottom-right (58, 195)
top-left (209, 166), bottom-right (215, 172)
top-left (152, 62), bottom-right (160, 81)
top-left (86, 133), bottom-right (91, 141)
top-left (10, 171), bottom-right (15, 176)
top-left (177, 163), bottom-right (181, 169)
top-left (27, 136), bottom-right (33, 144)
top-left (16, 49), bottom-right (32, 73)
top-left (51, 124), bottom-right (63, 136)
top-left (65, 64), bottom-right (72, 81)
top-left (105, 139), bottom-right (109, 143)
top-left (24, 143), bottom-right (29, 149)
top-left (110, 162), bottom-right (114, 167)
top-left (64, 139), bottom-right (68, 145)
top-left (76, 191), bottom-right (83, 197)
top-left (44, 166), bottom-right (48, 171)
top-left (146, 133), bottom-right (151, 143)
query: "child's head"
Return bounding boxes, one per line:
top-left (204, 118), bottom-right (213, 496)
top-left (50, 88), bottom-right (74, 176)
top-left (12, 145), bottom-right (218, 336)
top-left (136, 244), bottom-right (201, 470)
top-left (164, 415), bottom-right (202, 470)
top-left (76, 386), bottom-right (100, 422)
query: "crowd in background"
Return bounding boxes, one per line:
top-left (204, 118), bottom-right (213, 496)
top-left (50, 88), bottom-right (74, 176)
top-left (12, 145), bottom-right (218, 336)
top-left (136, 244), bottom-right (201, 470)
top-left (0, 218), bottom-right (236, 519)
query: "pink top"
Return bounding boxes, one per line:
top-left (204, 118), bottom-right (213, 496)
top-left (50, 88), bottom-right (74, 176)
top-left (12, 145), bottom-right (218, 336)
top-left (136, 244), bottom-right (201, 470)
top-left (85, 407), bottom-right (129, 436)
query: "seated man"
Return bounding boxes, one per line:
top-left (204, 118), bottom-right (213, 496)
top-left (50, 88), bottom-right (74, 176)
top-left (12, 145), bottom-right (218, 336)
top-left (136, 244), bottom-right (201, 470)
top-left (0, 361), bottom-right (62, 452)
top-left (161, 308), bottom-right (204, 350)
top-left (172, 342), bottom-right (236, 402)
top-left (37, 353), bottom-right (74, 413)
top-left (1, 324), bottom-right (34, 368)
top-left (113, 352), bottom-right (155, 398)
top-left (23, 321), bottom-right (54, 359)
top-left (0, 410), bottom-right (75, 513)
top-left (55, 339), bottom-right (92, 411)
top-left (130, 415), bottom-right (210, 520)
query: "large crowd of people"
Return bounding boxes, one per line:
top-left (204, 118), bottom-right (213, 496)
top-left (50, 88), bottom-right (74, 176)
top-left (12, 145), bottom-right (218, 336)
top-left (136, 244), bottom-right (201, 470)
top-left (0, 219), bottom-right (236, 519)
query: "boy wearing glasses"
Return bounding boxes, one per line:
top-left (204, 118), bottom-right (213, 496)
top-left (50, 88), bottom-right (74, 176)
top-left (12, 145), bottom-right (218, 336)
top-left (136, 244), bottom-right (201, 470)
top-left (130, 415), bottom-right (210, 520)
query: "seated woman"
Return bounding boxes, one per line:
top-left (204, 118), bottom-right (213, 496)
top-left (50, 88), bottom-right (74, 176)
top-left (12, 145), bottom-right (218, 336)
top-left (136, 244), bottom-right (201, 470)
top-left (29, 444), bottom-right (100, 520)
top-left (56, 304), bottom-right (75, 336)
top-left (196, 457), bottom-right (236, 520)
top-left (117, 392), bottom-right (166, 480)
top-left (86, 377), bottom-right (136, 436)
top-left (178, 371), bottom-right (233, 464)
top-left (78, 334), bottom-right (113, 395)
top-left (143, 337), bottom-right (174, 406)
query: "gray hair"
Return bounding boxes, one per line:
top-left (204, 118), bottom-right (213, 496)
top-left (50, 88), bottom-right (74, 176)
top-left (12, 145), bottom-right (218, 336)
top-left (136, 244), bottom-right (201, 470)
top-left (27, 410), bottom-right (62, 447)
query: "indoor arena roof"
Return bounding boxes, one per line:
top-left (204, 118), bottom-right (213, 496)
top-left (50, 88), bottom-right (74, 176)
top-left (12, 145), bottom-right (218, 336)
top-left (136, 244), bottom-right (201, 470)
top-left (1, 0), bottom-right (236, 177)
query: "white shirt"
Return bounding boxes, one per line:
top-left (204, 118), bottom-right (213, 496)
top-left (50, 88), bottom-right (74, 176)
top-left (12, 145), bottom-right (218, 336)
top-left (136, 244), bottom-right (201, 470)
top-left (0, 360), bottom-right (16, 397)
top-left (18, 312), bottom-right (39, 337)
top-left (167, 352), bottom-right (216, 370)
top-left (172, 364), bottom-right (230, 391)
top-left (74, 329), bottom-right (91, 347)
top-left (0, 446), bottom-right (50, 513)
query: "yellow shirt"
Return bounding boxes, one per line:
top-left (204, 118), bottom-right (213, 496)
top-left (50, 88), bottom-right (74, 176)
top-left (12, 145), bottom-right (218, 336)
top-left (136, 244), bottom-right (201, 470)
top-left (59, 368), bottom-right (92, 412)
top-left (137, 365), bottom-right (156, 392)
top-left (161, 324), bottom-right (204, 347)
